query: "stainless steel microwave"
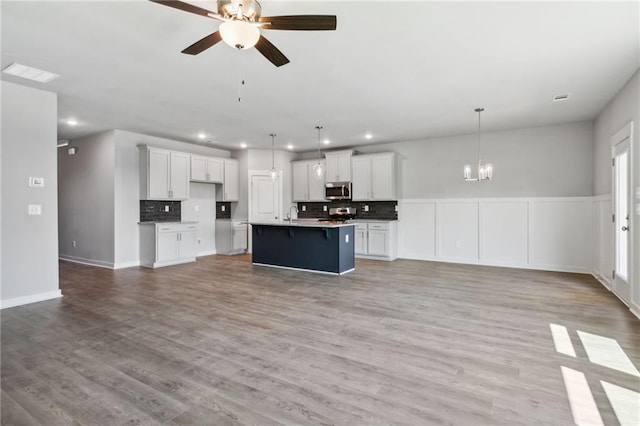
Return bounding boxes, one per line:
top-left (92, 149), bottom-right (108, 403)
top-left (325, 182), bottom-right (351, 200)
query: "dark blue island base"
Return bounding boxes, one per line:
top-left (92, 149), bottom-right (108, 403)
top-left (251, 223), bottom-right (355, 275)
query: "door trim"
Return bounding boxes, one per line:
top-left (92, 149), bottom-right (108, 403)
top-left (610, 122), bottom-right (634, 308)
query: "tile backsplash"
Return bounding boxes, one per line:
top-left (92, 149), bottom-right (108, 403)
top-left (140, 200), bottom-right (181, 222)
top-left (297, 200), bottom-right (398, 220)
top-left (216, 202), bottom-right (231, 219)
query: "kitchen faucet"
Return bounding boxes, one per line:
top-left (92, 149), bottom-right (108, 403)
top-left (286, 206), bottom-right (299, 223)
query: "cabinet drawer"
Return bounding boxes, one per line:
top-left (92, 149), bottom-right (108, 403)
top-left (355, 223), bottom-right (368, 230)
top-left (367, 222), bottom-right (390, 230)
top-left (157, 223), bottom-right (197, 233)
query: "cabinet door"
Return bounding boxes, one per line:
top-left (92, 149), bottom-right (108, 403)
top-left (351, 157), bottom-right (371, 201)
top-left (371, 155), bottom-right (394, 200)
top-left (325, 155), bottom-right (340, 182)
top-left (337, 154), bottom-right (352, 181)
top-left (354, 227), bottom-right (368, 255)
top-left (170, 151), bottom-right (190, 200)
top-left (292, 161), bottom-right (309, 201)
top-left (148, 149), bottom-right (170, 199)
top-left (207, 158), bottom-right (224, 183)
top-left (223, 160), bottom-right (239, 201)
top-left (190, 155), bottom-right (208, 181)
top-left (308, 160), bottom-right (326, 201)
top-left (157, 231), bottom-right (178, 262)
top-left (367, 228), bottom-right (388, 256)
top-left (178, 230), bottom-right (197, 259)
top-left (232, 226), bottom-right (248, 251)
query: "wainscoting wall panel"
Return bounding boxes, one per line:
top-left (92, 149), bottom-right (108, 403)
top-left (398, 197), bottom-right (592, 273)
top-left (592, 195), bottom-right (614, 288)
top-left (481, 201), bottom-right (529, 266)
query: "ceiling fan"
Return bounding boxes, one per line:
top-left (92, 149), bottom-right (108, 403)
top-left (150, 0), bottom-right (337, 67)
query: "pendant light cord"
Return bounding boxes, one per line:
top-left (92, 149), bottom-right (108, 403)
top-left (237, 48), bottom-right (245, 102)
top-left (316, 125), bottom-right (323, 160)
top-left (270, 133), bottom-right (276, 169)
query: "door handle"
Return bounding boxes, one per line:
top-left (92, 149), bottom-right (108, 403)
top-left (622, 226), bottom-right (629, 231)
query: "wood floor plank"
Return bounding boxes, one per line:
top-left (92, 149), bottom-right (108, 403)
top-left (1, 255), bottom-right (638, 425)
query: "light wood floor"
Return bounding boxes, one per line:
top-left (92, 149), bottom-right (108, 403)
top-left (2, 255), bottom-right (639, 425)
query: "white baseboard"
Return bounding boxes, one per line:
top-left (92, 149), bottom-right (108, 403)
top-left (197, 249), bottom-right (217, 257)
top-left (60, 255), bottom-right (114, 269)
top-left (113, 260), bottom-right (140, 269)
top-left (630, 302), bottom-right (640, 321)
top-left (1, 290), bottom-right (62, 310)
top-left (593, 271), bottom-right (612, 291)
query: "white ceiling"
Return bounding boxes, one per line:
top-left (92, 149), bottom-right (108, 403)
top-left (2, 1), bottom-right (639, 152)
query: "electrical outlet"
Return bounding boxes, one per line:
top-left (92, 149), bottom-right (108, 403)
top-left (364, 205), bottom-right (369, 212)
top-left (302, 205), bottom-right (306, 211)
top-left (198, 239), bottom-right (201, 244)
top-left (323, 205), bottom-right (327, 212)
top-left (221, 205), bottom-right (226, 212)
top-left (29, 177), bottom-right (44, 187)
top-left (28, 204), bottom-right (41, 215)
top-left (164, 205), bottom-right (170, 212)
top-left (394, 205), bottom-right (398, 212)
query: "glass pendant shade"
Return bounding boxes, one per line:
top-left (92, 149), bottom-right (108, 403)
top-left (312, 161), bottom-right (325, 179)
top-left (219, 20), bottom-right (260, 49)
top-left (464, 108), bottom-right (493, 182)
top-left (269, 168), bottom-right (278, 181)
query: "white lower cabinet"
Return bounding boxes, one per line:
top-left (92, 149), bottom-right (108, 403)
top-left (139, 222), bottom-right (198, 268)
top-left (215, 220), bottom-right (247, 255)
top-left (354, 221), bottom-right (398, 261)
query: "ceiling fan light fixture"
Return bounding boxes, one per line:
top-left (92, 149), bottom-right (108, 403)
top-left (219, 20), bottom-right (260, 50)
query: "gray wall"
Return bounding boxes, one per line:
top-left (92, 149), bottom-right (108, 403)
top-left (58, 131), bottom-right (115, 265)
top-left (319, 121), bottom-right (593, 199)
top-left (593, 68), bottom-right (640, 312)
top-left (233, 148), bottom-right (296, 221)
top-left (1, 82), bottom-right (60, 304)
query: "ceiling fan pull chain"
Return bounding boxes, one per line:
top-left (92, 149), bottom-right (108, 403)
top-left (237, 48), bottom-right (246, 102)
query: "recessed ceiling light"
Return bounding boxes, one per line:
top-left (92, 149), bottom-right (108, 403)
top-left (240, 142), bottom-right (248, 149)
top-left (323, 139), bottom-right (330, 145)
top-left (66, 119), bottom-right (78, 126)
top-left (286, 144), bottom-right (294, 150)
top-left (2, 63), bottom-right (59, 83)
top-left (197, 132), bottom-right (206, 140)
top-left (553, 93), bottom-right (570, 102)
top-left (365, 133), bottom-right (373, 140)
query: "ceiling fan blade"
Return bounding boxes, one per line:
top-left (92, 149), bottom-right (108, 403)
top-left (149, 0), bottom-right (213, 18)
top-left (255, 36), bottom-right (290, 67)
top-left (259, 15), bottom-right (337, 31)
top-left (181, 31), bottom-right (222, 55)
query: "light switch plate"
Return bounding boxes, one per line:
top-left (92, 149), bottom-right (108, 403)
top-left (364, 205), bottom-right (369, 212)
top-left (29, 177), bottom-right (44, 187)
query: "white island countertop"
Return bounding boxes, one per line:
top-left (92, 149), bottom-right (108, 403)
top-left (250, 219), bottom-right (355, 228)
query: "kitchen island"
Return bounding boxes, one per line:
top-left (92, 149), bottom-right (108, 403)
top-left (250, 221), bottom-right (355, 274)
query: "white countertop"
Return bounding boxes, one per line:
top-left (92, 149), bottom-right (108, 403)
top-left (250, 220), bottom-right (355, 228)
top-left (138, 221), bottom-right (198, 225)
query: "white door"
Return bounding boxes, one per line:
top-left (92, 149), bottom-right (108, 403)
top-left (371, 155), bottom-right (394, 200)
top-left (612, 125), bottom-right (632, 305)
top-left (250, 174), bottom-right (280, 223)
top-left (351, 157), bottom-right (371, 200)
top-left (148, 149), bottom-right (170, 199)
top-left (223, 160), bottom-right (239, 201)
top-left (170, 151), bottom-right (190, 199)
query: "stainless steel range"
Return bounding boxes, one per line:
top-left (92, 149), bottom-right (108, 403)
top-left (318, 207), bottom-right (357, 223)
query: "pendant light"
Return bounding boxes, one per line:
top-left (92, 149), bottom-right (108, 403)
top-left (269, 133), bottom-right (278, 181)
top-left (312, 125), bottom-right (325, 179)
top-left (464, 107), bottom-right (493, 181)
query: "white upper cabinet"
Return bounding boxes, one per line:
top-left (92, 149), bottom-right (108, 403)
top-left (140, 146), bottom-right (190, 200)
top-left (351, 152), bottom-right (397, 201)
top-left (292, 160), bottom-right (326, 202)
top-left (191, 155), bottom-right (224, 183)
top-left (324, 150), bottom-right (352, 182)
top-left (222, 159), bottom-right (239, 201)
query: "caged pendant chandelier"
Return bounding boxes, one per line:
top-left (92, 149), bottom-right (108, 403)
top-left (312, 125), bottom-right (325, 179)
top-left (269, 133), bottom-right (278, 181)
top-left (464, 107), bottom-right (493, 181)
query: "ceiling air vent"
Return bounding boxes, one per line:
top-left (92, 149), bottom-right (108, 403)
top-left (2, 63), bottom-right (59, 83)
top-left (553, 93), bottom-right (570, 102)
